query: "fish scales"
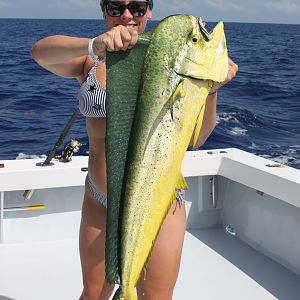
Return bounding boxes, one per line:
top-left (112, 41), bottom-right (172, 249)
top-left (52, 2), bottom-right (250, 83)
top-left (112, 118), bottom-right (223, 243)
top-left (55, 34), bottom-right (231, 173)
top-left (105, 33), bottom-right (152, 283)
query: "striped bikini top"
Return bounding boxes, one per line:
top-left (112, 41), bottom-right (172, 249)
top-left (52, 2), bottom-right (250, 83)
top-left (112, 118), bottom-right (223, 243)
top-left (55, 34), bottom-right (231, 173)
top-left (77, 64), bottom-right (106, 118)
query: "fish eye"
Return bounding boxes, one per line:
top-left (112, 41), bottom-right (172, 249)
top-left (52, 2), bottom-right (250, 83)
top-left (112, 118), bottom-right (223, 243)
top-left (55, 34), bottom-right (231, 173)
top-left (191, 35), bottom-right (200, 43)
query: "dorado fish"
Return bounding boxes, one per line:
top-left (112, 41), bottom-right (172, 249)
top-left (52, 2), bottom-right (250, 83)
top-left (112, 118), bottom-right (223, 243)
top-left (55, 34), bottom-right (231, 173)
top-left (105, 14), bottom-right (228, 300)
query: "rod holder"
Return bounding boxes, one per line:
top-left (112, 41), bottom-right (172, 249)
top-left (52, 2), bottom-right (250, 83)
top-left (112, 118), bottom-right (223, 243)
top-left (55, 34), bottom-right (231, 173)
top-left (23, 189), bottom-right (35, 200)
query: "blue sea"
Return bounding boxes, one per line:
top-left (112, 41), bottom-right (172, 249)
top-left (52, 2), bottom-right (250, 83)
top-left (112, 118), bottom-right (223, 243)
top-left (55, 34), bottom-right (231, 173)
top-left (0, 18), bottom-right (299, 169)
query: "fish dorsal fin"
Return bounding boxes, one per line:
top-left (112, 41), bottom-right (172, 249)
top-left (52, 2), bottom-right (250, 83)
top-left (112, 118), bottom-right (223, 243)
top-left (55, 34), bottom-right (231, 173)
top-left (105, 30), bottom-right (152, 284)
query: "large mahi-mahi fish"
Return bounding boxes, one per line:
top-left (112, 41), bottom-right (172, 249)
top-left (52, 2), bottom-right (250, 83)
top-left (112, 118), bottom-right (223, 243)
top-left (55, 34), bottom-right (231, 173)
top-left (105, 15), bottom-right (228, 300)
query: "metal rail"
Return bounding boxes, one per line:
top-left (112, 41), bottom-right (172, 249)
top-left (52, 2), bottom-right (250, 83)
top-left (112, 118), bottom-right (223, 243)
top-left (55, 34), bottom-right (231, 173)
top-left (0, 192), bottom-right (4, 243)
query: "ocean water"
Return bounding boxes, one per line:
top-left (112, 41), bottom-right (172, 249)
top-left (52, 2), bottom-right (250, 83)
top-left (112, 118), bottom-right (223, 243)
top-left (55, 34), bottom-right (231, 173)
top-left (0, 18), bottom-right (299, 169)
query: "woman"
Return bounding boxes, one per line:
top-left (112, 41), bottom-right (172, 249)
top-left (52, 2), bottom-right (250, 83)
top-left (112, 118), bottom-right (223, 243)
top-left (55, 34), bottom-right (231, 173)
top-left (31, 1), bottom-right (238, 299)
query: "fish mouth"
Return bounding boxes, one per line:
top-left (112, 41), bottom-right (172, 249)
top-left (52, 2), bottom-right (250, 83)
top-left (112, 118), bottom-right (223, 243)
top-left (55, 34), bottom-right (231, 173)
top-left (174, 70), bottom-right (203, 81)
top-left (175, 57), bottom-right (209, 80)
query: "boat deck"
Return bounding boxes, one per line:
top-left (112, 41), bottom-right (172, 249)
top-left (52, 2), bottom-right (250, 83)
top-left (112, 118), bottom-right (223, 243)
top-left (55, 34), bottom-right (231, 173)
top-left (1, 228), bottom-right (299, 300)
top-left (1, 149), bottom-right (299, 299)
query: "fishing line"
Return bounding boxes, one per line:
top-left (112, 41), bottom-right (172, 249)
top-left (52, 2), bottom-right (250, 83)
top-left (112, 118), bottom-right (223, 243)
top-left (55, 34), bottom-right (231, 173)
top-left (23, 108), bottom-right (80, 201)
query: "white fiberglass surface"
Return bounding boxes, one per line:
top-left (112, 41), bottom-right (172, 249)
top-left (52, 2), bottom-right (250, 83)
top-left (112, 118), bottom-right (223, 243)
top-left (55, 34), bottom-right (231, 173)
top-left (1, 229), bottom-right (300, 300)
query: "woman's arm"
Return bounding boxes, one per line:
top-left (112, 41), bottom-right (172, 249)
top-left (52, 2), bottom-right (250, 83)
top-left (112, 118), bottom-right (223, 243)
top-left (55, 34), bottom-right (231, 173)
top-left (30, 35), bottom-right (90, 79)
top-left (190, 92), bottom-right (217, 148)
top-left (190, 58), bottom-right (239, 148)
top-left (30, 26), bottom-right (138, 81)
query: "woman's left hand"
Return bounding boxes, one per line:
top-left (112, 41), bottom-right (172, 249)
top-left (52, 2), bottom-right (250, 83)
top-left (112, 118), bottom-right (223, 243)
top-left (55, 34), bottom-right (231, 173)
top-left (209, 57), bottom-right (239, 95)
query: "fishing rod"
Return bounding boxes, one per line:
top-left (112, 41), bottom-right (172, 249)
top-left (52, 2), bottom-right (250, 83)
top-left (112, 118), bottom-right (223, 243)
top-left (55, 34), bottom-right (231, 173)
top-left (23, 108), bottom-right (80, 200)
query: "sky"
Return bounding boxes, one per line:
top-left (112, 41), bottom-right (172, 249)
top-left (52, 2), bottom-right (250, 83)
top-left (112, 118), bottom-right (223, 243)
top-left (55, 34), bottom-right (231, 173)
top-left (0, 0), bottom-right (300, 24)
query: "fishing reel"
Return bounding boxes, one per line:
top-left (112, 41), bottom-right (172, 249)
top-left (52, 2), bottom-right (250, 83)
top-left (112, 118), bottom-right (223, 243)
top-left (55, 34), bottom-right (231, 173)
top-left (60, 138), bottom-right (82, 162)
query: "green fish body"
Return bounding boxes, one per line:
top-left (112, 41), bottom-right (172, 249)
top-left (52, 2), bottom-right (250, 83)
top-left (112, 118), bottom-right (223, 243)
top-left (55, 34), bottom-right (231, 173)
top-left (105, 15), bottom-right (228, 299)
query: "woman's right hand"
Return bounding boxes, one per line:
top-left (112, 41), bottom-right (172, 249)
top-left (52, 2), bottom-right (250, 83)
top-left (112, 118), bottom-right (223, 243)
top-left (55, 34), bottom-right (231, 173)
top-left (92, 25), bottom-right (138, 58)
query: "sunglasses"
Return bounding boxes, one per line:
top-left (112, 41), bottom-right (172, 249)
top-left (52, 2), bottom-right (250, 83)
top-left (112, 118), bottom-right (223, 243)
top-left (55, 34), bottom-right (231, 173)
top-left (105, 1), bottom-right (149, 17)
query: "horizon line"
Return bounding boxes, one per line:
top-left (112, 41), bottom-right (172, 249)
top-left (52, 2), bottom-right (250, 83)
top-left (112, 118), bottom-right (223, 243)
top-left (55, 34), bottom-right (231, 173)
top-left (0, 17), bottom-right (299, 26)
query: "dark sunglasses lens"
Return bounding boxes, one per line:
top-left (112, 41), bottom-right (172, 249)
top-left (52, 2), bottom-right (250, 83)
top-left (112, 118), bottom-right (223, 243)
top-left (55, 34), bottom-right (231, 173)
top-left (106, 2), bottom-right (148, 17)
top-left (128, 2), bottom-right (147, 16)
top-left (106, 3), bottom-right (124, 17)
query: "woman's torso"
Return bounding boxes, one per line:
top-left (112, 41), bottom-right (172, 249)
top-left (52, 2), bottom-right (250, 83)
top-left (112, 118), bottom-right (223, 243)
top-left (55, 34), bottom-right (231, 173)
top-left (79, 62), bottom-right (107, 195)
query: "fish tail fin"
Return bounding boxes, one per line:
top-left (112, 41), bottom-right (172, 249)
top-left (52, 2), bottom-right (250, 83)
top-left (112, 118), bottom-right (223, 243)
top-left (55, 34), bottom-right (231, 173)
top-left (112, 286), bottom-right (138, 300)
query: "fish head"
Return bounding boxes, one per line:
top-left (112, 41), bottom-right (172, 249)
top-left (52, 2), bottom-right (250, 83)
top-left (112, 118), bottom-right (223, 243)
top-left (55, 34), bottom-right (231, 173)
top-left (174, 16), bottom-right (228, 83)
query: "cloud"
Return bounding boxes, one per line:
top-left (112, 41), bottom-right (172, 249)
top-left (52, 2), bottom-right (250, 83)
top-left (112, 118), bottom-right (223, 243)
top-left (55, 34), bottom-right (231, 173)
top-left (0, 0), bottom-right (9, 7)
top-left (158, 0), bottom-right (193, 14)
top-left (50, 2), bottom-right (71, 10)
top-left (264, 0), bottom-right (299, 13)
top-left (50, 0), bottom-right (97, 10)
top-left (68, 0), bottom-right (98, 8)
top-left (205, 0), bottom-right (248, 12)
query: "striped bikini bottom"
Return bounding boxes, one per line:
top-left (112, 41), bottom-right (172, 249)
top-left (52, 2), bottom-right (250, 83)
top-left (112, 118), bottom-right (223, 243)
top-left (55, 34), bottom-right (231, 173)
top-left (86, 175), bottom-right (107, 207)
top-left (86, 175), bottom-right (185, 209)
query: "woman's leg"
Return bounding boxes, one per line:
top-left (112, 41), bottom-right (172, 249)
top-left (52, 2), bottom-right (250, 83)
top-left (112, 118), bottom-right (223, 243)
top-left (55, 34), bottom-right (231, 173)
top-left (79, 189), bottom-right (115, 300)
top-left (136, 200), bottom-right (186, 300)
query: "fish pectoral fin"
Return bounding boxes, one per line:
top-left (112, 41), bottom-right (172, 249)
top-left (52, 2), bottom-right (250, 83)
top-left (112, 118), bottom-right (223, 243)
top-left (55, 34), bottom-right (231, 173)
top-left (192, 100), bottom-right (206, 148)
top-left (176, 172), bottom-right (188, 190)
top-left (142, 81), bottom-right (184, 160)
top-left (170, 104), bottom-right (174, 120)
